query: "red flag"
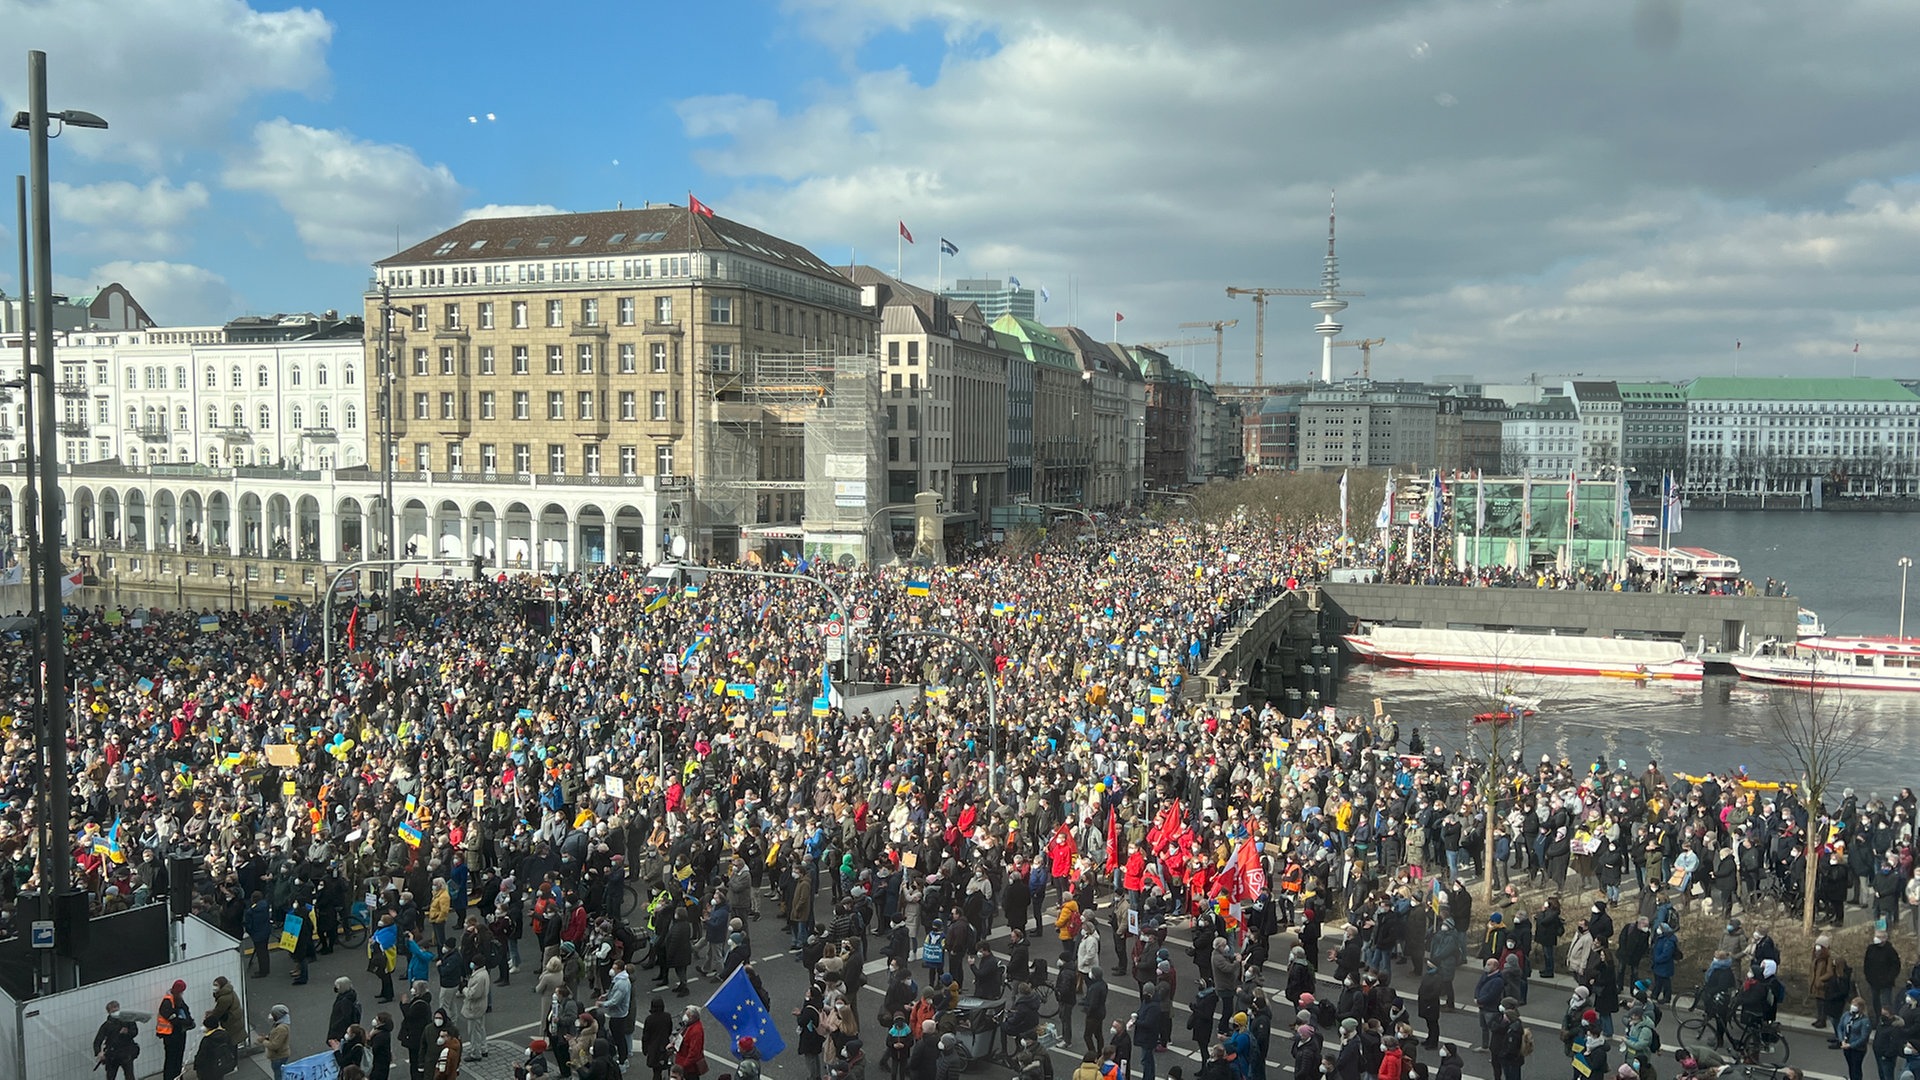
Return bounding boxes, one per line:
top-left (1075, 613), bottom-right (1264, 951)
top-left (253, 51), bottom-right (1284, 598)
top-left (414, 574), bottom-right (423, 596)
top-left (1105, 804), bottom-right (1119, 874)
top-left (1235, 840), bottom-right (1267, 899)
top-left (1115, 311), bottom-right (1125, 322)
top-left (1854, 341), bottom-right (1861, 353)
top-left (689, 194), bottom-right (715, 218)
top-left (899, 221), bottom-right (914, 243)
top-left (346, 606), bottom-right (359, 651)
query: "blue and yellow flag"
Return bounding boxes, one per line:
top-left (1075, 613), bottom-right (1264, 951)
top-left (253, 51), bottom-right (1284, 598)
top-left (905, 579), bottom-right (930, 598)
top-left (396, 821), bottom-right (423, 847)
top-left (1149, 686), bottom-right (1167, 705)
top-left (644, 593), bottom-right (669, 614)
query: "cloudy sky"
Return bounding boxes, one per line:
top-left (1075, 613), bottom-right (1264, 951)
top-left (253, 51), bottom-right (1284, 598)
top-left (2, 0), bottom-right (1917, 386)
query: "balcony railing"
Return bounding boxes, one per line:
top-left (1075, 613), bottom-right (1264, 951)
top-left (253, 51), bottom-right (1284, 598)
top-left (216, 425), bottom-right (252, 442)
top-left (302, 426), bottom-right (338, 440)
top-left (57, 380), bottom-right (89, 398)
top-left (570, 320), bottom-right (609, 337)
top-left (55, 419), bottom-right (89, 436)
top-left (134, 423), bottom-right (171, 441)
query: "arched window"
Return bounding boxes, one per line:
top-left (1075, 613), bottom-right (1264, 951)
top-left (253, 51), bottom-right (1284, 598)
top-left (317, 404), bottom-right (331, 428)
top-left (344, 403), bottom-right (358, 430)
top-left (207, 404), bottom-right (219, 428)
top-left (126, 406), bottom-right (138, 428)
top-left (175, 366), bottom-right (187, 389)
top-left (290, 404), bottom-right (304, 429)
top-left (230, 366), bottom-right (242, 389)
top-left (257, 365), bottom-right (269, 388)
top-left (290, 367), bottom-right (302, 387)
top-left (344, 364), bottom-right (356, 386)
top-left (205, 365), bottom-right (216, 389)
top-left (317, 364), bottom-right (328, 386)
top-left (231, 403), bottom-right (244, 427)
top-left (258, 404), bottom-right (271, 430)
top-left (175, 406), bottom-right (187, 432)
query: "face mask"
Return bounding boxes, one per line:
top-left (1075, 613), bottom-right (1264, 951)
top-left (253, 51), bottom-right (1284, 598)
top-left (1725, 925), bottom-right (1735, 934)
top-left (109, 1011), bottom-right (122, 1019)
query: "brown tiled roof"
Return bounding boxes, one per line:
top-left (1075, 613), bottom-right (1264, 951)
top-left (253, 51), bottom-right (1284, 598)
top-left (378, 206), bottom-right (846, 282)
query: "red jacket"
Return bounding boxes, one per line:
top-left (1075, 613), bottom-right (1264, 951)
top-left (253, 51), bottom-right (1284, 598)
top-left (674, 1020), bottom-right (706, 1075)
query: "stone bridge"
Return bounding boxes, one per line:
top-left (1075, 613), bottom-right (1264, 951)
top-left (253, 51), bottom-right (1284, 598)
top-left (1197, 588), bottom-right (1334, 712)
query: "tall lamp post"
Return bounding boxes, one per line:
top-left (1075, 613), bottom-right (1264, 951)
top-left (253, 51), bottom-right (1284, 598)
top-left (13, 48), bottom-right (108, 989)
top-left (1900, 556), bottom-right (1913, 641)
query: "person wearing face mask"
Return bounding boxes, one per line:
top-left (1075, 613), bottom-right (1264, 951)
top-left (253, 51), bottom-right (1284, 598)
top-left (433, 1013), bottom-right (464, 1080)
top-left (1864, 928), bottom-right (1903, 1020)
top-left (93, 1001), bottom-right (142, 1080)
top-left (261, 1005), bottom-right (292, 1080)
top-left (1837, 996), bottom-right (1872, 1080)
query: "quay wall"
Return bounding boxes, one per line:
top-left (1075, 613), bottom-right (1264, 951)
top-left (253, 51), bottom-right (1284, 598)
top-left (1316, 583), bottom-right (1800, 652)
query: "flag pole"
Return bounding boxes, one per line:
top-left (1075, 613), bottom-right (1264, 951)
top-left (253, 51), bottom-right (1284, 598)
top-left (937, 245), bottom-right (943, 291)
top-left (897, 229), bottom-right (902, 280)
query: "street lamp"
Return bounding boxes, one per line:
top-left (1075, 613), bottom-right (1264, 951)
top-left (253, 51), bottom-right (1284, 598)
top-left (14, 48), bottom-right (107, 989)
top-left (1900, 556), bottom-right (1913, 640)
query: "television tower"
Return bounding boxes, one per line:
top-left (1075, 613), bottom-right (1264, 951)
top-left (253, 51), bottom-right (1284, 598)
top-left (1311, 191), bottom-right (1348, 384)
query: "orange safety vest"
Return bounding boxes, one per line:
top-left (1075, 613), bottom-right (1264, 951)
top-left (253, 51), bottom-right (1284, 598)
top-left (156, 992), bottom-right (180, 1036)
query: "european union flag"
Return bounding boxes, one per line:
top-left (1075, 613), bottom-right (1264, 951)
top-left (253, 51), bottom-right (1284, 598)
top-left (702, 965), bottom-right (786, 1059)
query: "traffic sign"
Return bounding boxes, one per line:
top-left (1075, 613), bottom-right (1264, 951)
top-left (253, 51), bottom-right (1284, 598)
top-left (30, 921), bottom-right (52, 949)
top-left (852, 604), bottom-right (871, 627)
top-left (819, 622), bottom-right (844, 638)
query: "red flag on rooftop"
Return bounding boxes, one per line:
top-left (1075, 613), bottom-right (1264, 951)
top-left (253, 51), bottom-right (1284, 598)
top-left (689, 194), bottom-right (715, 218)
top-left (899, 221), bottom-right (914, 243)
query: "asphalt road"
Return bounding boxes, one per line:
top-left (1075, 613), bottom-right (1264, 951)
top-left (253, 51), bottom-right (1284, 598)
top-left (216, 892), bottom-right (1850, 1080)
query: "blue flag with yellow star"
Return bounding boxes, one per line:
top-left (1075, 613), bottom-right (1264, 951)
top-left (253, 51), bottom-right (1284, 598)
top-left (702, 965), bottom-right (786, 1059)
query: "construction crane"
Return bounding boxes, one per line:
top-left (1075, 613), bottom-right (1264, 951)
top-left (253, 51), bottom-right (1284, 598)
top-left (1176, 318), bottom-right (1238, 385)
top-left (1332, 337), bottom-right (1385, 379)
top-left (1225, 285), bottom-right (1363, 389)
top-left (1135, 336), bottom-right (1215, 351)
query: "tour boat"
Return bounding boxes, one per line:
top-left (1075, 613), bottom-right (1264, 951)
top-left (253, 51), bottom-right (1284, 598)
top-left (1730, 636), bottom-right (1920, 692)
top-left (1342, 625), bottom-right (1704, 681)
top-left (1626, 514), bottom-right (1660, 538)
top-left (1797, 609), bottom-right (1826, 638)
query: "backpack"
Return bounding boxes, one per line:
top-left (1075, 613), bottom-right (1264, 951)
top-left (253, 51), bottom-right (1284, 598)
top-left (1066, 909), bottom-right (1083, 939)
top-left (1519, 1026), bottom-right (1534, 1058)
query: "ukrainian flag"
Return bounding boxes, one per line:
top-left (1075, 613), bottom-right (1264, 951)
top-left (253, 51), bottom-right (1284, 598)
top-left (772, 702), bottom-right (789, 719)
top-left (905, 579), bottom-right (930, 597)
top-left (396, 821), bottom-right (423, 847)
top-left (683, 583), bottom-right (700, 598)
top-left (1149, 686), bottom-right (1167, 705)
top-left (1131, 705), bottom-right (1147, 725)
top-left (644, 593), bottom-right (669, 614)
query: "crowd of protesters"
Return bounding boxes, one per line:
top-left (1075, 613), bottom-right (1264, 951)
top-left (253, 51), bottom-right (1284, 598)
top-left (3, 511), bottom-right (1915, 1080)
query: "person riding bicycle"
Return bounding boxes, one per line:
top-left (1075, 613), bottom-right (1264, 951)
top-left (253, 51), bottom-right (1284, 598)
top-left (1699, 950), bottom-right (1737, 1047)
top-left (1001, 985), bottom-right (1044, 1054)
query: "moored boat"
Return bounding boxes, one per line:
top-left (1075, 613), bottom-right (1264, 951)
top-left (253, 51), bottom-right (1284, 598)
top-left (1342, 625), bottom-right (1704, 681)
top-left (1730, 636), bottom-right (1920, 692)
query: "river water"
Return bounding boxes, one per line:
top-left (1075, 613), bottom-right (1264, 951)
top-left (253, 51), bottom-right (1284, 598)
top-left (1334, 510), bottom-right (1920, 794)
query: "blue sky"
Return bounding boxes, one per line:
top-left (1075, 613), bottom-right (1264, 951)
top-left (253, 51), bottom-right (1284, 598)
top-left (4, 0), bottom-right (1920, 385)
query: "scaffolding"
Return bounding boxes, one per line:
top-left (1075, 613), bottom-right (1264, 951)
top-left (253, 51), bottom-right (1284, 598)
top-left (699, 348), bottom-right (881, 564)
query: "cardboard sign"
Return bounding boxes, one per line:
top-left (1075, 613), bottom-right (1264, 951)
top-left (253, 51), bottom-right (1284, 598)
top-left (264, 744), bottom-right (300, 767)
top-left (605, 775), bottom-right (626, 798)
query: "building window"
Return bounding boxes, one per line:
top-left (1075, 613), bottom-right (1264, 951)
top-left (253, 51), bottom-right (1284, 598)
top-left (548, 444), bottom-right (566, 475)
top-left (708, 344), bottom-right (733, 371)
top-left (444, 303), bottom-right (461, 329)
top-left (480, 443), bottom-right (497, 471)
top-left (651, 391), bottom-right (667, 421)
top-left (620, 391), bottom-right (637, 420)
top-left (205, 365), bottom-right (217, 389)
top-left (478, 301), bottom-right (494, 330)
top-left (513, 391), bottom-right (530, 420)
top-left (97, 363), bottom-right (108, 385)
top-left (291, 404), bottom-right (304, 429)
top-left (654, 296), bottom-right (672, 324)
top-left (206, 404), bottom-right (220, 429)
top-left (581, 298), bottom-right (599, 326)
top-left (577, 391), bottom-right (595, 420)
top-left (344, 404), bottom-right (357, 430)
top-left (230, 365), bottom-right (243, 389)
top-left (547, 391), bottom-right (564, 420)
top-left (512, 301), bottom-right (528, 329)
top-left (618, 297), bottom-right (635, 325)
top-left (479, 346), bottom-right (496, 375)
top-left (583, 443), bottom-right (600, 476)
top-left (619, 445), bottom-right (637, 475)
top-left (546, 299), bottom-right (564, 328)
top-left (415, 443), bottom-right (430, 471)
top-left (655, 444), bottom-right (674, 476)
top-left (176, 405), bottom-right (188, 432)
top-left (318, 404), bottom-right (330, 427)
top-left (888, 342), bottom-right (899, 366)
top-left (547, 346), bottom-right (564, 375)
top-left (709, 296), bottom-right (733, 324)
top-left (514, 443), bottom-right (531, 473)
top-left (447, 442), bottom-right (464, 472)
top-left (651, 343), bottom-right (668, 373)
top-left (412, 306), bottom-right (428, 331)
top-left (619, 343), bottom-right (636, 373)
top-left (441, 393), bottom-right (456, 420)
top-left (577, 344), bottom-right (594, 373)
top-left (320, 364), bottom-right (331, 386)
top-left (413, 349), bottom-right (429, 376)
top-left (414, 393), bottom-right (429, 420)
top-left (175, 365), bottom-right (188, 389)
top-left (513, 346), bottom-right (530, 375)
top-left (754, 301), bottom-right (764, 330)
top-left (480, 391), bottom-right (496, 420)
top-left (99, 399), bottom-right (110, 423)
top-left (231, 403), bottom-right (245, 427)
top-left (440, 348), bottom-right (456, 375)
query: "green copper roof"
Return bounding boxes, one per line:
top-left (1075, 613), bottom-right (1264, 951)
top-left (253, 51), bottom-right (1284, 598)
top-left (1687, 377), bottom-right (1919, 403)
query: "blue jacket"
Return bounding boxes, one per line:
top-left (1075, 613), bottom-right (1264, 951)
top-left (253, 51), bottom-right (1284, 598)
top-left (245, 900), bottom-right (274, 942)
top-left (1650, 931), bottom-right (1679, 977)
top-left (406, 939), bottom-right (434, 983)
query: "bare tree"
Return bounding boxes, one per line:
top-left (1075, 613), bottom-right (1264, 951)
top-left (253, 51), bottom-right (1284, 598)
top-left (1447, 648), bottom-right (1559, 905)
top-left (1765, 676), bottom-right (1883, 934)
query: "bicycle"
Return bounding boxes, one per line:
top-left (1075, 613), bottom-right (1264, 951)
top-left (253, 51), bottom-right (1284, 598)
top-left (1677, 1011), bottom-right (1790, 1065)
top-left (338, 900), bottom-right (370, 948)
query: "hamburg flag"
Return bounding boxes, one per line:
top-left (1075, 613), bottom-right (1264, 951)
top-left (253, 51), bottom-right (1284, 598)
top-left (703, 965), bottom-right (787, 1059)
top-left (940, 238), bottom-right (958, 256)
top-left (898, 221), bottom-right (914, 243)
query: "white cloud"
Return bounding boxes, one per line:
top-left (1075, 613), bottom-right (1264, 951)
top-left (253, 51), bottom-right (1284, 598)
top-left (223, 119), bottom-right (464, 265)
top-left (51, 178), bottom-right (211, 257)
top-left (58, 260), bottom-right (245, 326)
top-left (691, 0), bottom-right (1920, 383)
top-left (0, 0), bottom-right (332, 168)
top-left (461, 204), bottom-right (570, 222)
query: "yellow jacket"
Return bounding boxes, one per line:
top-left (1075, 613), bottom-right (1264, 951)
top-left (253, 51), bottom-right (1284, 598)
top-left (428, 888), bottom-right (451, 924)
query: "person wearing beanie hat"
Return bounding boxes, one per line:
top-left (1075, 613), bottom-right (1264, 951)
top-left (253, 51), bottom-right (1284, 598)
top-left (194, 1012), bottom-right (239, 1080)
top-left (157, 977), bottom-right (194, 1080)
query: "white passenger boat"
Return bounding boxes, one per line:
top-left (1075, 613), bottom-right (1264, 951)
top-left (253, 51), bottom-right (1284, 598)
top-left (1730, 636), bottom-right (1920, 692)
top-left (1343, 625), bottom-right (1704, 681)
